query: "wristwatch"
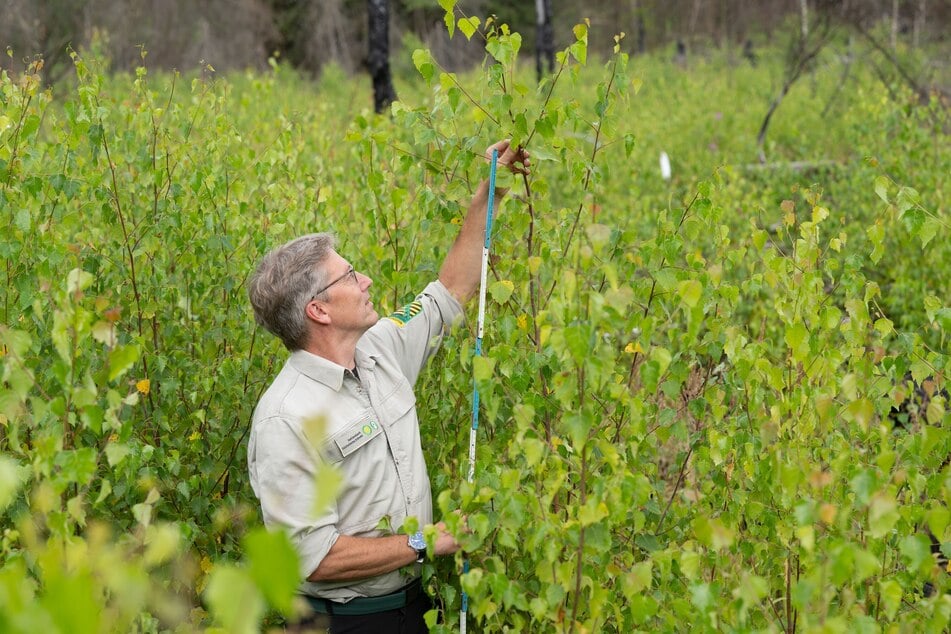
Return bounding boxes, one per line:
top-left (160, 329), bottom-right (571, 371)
top-left (408, 530), bottom-right (426, 563)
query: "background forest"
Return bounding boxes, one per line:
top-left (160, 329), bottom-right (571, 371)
top-left (2, 1), bottom-right (949, 83)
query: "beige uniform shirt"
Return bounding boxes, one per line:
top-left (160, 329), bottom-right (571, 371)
top-left (248, 280), bottom-right (463, 601)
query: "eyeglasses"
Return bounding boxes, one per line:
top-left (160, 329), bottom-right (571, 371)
top-left (312, 265), bottom-right (358, 299)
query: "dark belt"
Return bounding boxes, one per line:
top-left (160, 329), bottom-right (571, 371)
top-left (305, 577), bottom-right (423, 616)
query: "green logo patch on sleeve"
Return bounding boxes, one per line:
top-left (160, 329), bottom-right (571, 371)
top-left (384, 300), bottom-right (422, 327)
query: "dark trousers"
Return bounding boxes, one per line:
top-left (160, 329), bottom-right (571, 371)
top-left (327, 591), bottom-right (432, 634)
top-left (293, 590), bottom-right (432, 634)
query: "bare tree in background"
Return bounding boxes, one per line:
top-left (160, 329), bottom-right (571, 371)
top-left (756, 3), bottom-right (836, 162)
top-left (913, 0), bottom-right (926, 48)
top-left (368, 0), bottom-right (397, 113)
top-left (535, 0), bottom-right (555, 82)
top-left (800, 0), bottom-right (809, 38)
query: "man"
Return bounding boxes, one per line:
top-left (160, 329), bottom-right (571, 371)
top-left (246, 140), bottom-right (529, 633)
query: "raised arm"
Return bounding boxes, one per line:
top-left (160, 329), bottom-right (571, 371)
top-left (438, 139), bottom-right (530, 305)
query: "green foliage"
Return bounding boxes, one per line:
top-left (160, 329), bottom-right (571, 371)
top-left (1, 13), bottom-right (949, 633)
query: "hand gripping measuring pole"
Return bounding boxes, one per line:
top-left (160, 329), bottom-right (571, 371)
top-left (461, 148), bottom-right (498, 634)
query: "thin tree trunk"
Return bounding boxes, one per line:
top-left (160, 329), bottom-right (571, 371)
top-left (367, 0), bottom-right (397, 113)
top-left (912, 0), bottom-right (924, 47)
top-left (891, 0), bottom-right (899, 49)
top-left (632, 0), bottom-right (646, 54)
top-left (689, 0), bottom-right (703, 42)
top-left (535, 0), bottom-right (554, 82)
top-left (800, 0), bottom-right (809, 38)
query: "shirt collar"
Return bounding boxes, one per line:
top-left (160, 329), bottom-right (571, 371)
top-left (288, 346), bottom-right (378, 391)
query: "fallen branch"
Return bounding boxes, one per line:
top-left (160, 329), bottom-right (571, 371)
top-left (737, 159), bottom-right (843, 172)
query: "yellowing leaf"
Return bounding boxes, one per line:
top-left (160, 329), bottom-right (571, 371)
top-left (473, 355), bottom-right (496, 382)
top-left (92, 320), bottom-right (116, 346)
top-left (458, 16), bottom-right (480, 40)
top-left (819, 503), bottom-right (837, 525)
top-left (489, 280), bottom-right (515, 304)
top-left (312, 463), bottom-right (342, 518)
top-left (678, 279), bottom-right (703, 308)
top-left (625, 341), bottom-right (645, 354)
top-left (144, 523), bottom-right (181, 567)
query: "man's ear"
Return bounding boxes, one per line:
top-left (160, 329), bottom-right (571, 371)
top-left (307, 300), bottom-right (332, 325)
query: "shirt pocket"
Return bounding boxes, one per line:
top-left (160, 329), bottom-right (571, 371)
top-left (320, 411), bottom-right (384, 464)
top-left (377, 377), bottom-right (416, 427)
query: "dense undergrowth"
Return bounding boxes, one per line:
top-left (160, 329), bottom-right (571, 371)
top-left (0, 10), bottom-right (948, 633)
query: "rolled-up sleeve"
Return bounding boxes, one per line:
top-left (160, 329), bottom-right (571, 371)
top-left (366, 280), bottom-right (464, 385)
top-left (249, 415), bottom-right (339, 578)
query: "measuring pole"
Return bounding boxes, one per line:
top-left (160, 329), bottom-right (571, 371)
top-left (461, 148), bottom-right (499, 634)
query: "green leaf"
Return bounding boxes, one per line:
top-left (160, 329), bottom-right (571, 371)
top-left (735, 573), bottom-right (769, 607)
top-left (105, 442), bottom-right (131, 467)
top-left (488, 280), bottom-right (514, 304)
top-left (873, 176), bottom-right (889, 204)
top-left (42, 568), bottom-right (101, 633)
top-left (205, 565), bottom-right (266, 634)
top-left (0, 455), bottom-right (29, 511)
top-left (473, 355), bottom-right (496, 382)
top-left (868, 493), bottom-right (899, 538)
top-left (852, 547), bottom-right (880, 583)
top-left (412, 49), bottom-right (435, 83)
top-left (0, 327), bottom-right (31, 357)
top-left (899, 533), bottom-right (932, 576)
top-left (51, 310), bottom-right (71, 362)
top-left (844, 398), bottom-right (874, 431)
top-left (143, 523), bottom-right (182, 567)
top-left (900, 207), bottom-right (925, 236)
top-left (866, 223), bottom-right (885, 264)
top-left (570, 23), bottom-right (589, 65)
top-left (878, 579), bottom-right (902, 621)
top-left (926, 506), bottom-right (949, 540)
top-left (873, 318), bottom-right (893, 337)
top-left (66, 268), bottom-right (94, 294)
top-left (108, 343), bottom-right (140, 381)
top-left (486, 32), bottom-right (521, 67)
top-left (784, 321), bottom-right (809, 361)
top-left (585, 223), bottom-right (611, 249)
top-left (679, 550), bottom-right (701, 581)
top-left (918, 217), bottom-right (940, 247)
top-left (923, 295), bottom-right (942, 323)
top-left (689, 582), bottom-right (712, 611)
top-left (458, 16), bottom-right (480, 40)
top-left (578, 499), bottom-right (609, 526)
top-left (244, 528), bottom-right (300, 614)
top-left (56, 448), bottom-right (98, 485)
top-left (678, 279), bottom-right (702, 309)
top-left (849, 469), bottom-right (878, 504)
top-left (625, 561), bottom-right (653, 596)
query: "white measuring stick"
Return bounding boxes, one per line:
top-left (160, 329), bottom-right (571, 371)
top-left (461, 147), bottom-right (499, 634)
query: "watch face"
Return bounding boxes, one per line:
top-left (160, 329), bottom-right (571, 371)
top-left (408, 531), bottom-right (426, 550)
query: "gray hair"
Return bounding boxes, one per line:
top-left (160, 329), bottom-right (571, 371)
top-left (248, 232), bottom-right (336, 351)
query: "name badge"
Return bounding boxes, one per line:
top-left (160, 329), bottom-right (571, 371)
top-left (333, 415), bottom-right (382, 458)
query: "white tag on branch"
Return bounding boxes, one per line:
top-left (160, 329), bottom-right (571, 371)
top-left (659, 151), bottom-right (672, 181)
